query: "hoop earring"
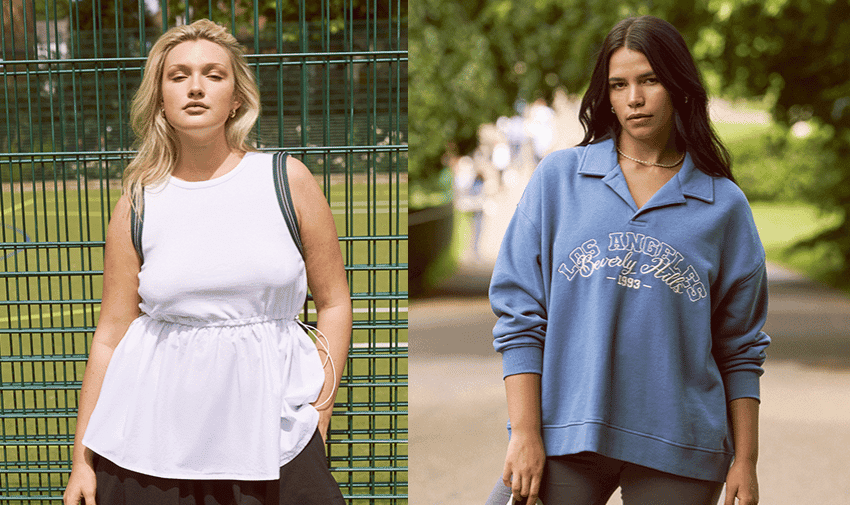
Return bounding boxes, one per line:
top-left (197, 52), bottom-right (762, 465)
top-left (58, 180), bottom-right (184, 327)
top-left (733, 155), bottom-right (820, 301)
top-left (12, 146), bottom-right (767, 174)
top-left (230, 109), bottom-right (237, 118)
top-left (161, 108), bottom-right (166, 118)
top-left (611, 106), bottom-right (615, 113)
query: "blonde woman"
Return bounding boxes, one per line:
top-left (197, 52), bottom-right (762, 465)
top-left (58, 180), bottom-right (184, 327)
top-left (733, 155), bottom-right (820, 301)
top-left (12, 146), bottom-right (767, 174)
top-left (63, 20), bottom-right (351, 505)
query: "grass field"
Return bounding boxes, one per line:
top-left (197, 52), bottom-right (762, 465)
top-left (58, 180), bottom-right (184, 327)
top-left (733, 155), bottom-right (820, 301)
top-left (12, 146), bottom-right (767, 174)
top-left (714, 112), bottom-right (845, 285)
top-left (1, 175), bottom-right (408, 503)
top-left (750, 201), bottom-right (844, 284)
top-left (713, 120), bottom-right (773, 144)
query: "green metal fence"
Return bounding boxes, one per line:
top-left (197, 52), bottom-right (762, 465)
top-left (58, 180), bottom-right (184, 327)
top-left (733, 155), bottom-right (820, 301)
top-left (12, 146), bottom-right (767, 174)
top-left (0, 0), bottom-right (407, 503)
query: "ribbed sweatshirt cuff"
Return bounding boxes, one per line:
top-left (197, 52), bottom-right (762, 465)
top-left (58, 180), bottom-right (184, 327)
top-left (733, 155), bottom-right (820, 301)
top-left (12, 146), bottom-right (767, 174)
top-left (723, 369), bottom-right (761, 402)
top-left (501, 346), bottom-right (543, 379)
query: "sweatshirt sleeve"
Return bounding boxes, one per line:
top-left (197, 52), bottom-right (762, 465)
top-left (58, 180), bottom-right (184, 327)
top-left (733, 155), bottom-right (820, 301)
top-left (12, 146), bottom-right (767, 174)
top-left (489, 181), bottom-right (547, 379)
top-left (711, 259), bottom-right (771, 403)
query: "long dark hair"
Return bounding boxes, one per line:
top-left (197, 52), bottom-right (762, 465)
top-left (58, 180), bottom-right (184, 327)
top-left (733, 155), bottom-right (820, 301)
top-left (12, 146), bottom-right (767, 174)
top-left (578, 16), bottom-right (734, 182)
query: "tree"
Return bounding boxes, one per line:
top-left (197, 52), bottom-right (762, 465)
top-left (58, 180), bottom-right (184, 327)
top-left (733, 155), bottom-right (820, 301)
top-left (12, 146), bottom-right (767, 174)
top-left (409, 0), bottom-right (715, 206)
top-left (703, 0), bottom-right (850, 285)
top-left (163, 0), bottom-right (400, 34)
top-left (64, 0), bottom-right (157, 145)
top-left (1, 0), bottom-right (37, 155)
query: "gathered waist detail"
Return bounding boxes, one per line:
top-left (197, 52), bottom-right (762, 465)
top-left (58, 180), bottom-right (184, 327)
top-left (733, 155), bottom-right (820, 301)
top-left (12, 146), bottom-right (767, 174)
top-left (142, 313), bottom-right (301, 328)
top-left (83, 309), bottom-right (324, 480)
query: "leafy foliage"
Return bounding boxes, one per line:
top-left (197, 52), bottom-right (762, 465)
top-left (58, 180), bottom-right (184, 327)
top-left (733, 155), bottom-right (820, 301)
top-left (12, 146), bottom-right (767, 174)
top-left (703, 0), bottom-right (850, 285)
top-left (163, 0), bottom-right (399, 30)
top-left (410, 0), bottom-right (716, 197)
top-left (412, 0), bottom-right (850, 284)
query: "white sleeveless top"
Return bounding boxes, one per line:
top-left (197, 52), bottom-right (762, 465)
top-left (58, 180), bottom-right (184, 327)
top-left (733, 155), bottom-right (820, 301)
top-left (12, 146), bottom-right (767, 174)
top-left (83, 152), bottom-right (324, 480)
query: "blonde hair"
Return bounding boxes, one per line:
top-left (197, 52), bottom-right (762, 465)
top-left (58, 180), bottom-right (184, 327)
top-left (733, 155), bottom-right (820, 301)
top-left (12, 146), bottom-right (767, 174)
top-left (124, 19), bottom-right (260, 208)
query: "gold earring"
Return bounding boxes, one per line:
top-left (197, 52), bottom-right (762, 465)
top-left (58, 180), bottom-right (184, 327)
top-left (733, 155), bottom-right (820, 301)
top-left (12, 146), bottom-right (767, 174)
top-left (161, 108), bottom-right (166, 117)
top-left (230, 109), bottom-right (237, 118)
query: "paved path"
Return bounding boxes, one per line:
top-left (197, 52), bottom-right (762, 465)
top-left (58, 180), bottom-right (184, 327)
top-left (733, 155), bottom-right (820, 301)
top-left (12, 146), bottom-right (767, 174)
top-left (409, 162), bottom-right (850, 504)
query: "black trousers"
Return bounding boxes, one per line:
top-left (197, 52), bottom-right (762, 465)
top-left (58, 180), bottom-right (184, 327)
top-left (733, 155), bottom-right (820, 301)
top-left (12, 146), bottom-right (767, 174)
top-left (94, 430), bottom-right (345, 505)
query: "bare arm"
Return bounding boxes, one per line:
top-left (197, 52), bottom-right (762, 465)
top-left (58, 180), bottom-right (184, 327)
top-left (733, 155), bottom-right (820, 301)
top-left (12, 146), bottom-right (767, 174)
top-left (502, 373), bottom-right (545, 504)
top-left (287, 156), bottom-right (352, 442)
top-left (63, 195), bottom-right (142, 505)
top-left (725, 397), bottom-right (760, 505)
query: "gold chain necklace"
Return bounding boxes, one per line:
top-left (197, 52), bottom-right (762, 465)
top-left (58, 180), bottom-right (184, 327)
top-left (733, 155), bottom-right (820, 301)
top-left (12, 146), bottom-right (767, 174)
top-left (616, 146), bottom-right (685, 168)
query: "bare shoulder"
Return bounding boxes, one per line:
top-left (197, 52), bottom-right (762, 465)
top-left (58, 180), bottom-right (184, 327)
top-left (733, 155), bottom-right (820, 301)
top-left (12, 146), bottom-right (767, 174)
top-left (112, 193), bottom-right (134, 216)
top-left (284, 155), bottom-right (321, 192)
top-left (283, 156), bottom-right (346, 300)
top-left (103, 194), bottom-right (140, 268)
top-left (107, 194), bottom-right (134, 235)
top-left (284, 155), bottom-right (329, 221)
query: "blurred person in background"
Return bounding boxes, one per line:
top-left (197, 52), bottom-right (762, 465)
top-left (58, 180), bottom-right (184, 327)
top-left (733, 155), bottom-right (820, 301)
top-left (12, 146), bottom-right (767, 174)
top-left (453, 154), bottom-right (486, 259)
top-left (526, 97), bottom-right (556, 166)
top-left (492, 140), bottom-right (512, 187)
top-left (485, 16), bottom-right (769, 505)
top-left (63, 20), bottom-right (350, 505)
top-left (498, 114), bottom-right (528, 165)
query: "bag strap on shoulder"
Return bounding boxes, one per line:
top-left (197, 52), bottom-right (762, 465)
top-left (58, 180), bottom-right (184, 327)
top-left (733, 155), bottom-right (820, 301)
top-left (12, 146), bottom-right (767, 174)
top-left (129, 152), bottom-right (305, 264)
top-left (130, 195), bottom-right (144, 263)
top-left (272, 151), bottom-right (305, 259)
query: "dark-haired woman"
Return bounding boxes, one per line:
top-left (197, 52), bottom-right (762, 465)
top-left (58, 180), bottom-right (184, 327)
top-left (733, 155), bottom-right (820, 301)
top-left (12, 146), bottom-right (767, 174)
top-left (484, 16), bottom-right (769, 505)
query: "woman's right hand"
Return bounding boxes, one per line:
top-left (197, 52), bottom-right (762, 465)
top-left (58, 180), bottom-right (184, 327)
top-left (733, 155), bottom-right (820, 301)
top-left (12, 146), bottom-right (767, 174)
top-left (502, 429), bottom-right (546, 505)
top-left (63, 460), bottom-right (97, 505)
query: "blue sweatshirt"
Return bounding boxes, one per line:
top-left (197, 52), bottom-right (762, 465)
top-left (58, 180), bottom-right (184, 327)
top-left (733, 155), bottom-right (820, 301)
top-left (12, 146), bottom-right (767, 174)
top-left (489, 138), bottom-right (770, 482)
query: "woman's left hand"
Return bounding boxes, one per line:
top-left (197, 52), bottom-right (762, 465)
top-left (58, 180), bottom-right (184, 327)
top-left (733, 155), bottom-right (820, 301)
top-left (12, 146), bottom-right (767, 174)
top-left (724, 458), bottom-right (758, 505)
top-left (290, 154), bottom-right (352, 446)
